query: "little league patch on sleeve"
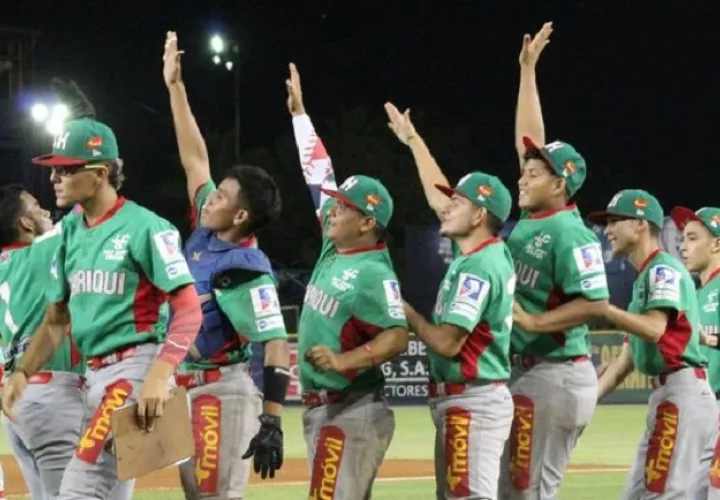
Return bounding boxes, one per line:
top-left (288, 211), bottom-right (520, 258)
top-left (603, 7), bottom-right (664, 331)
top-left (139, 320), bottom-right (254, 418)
top-left (165, 261), bottom-right (191, 279)
top-left (572, 243), bottom-right (604, 276)
top-left (580, 274), bottom-right (608, 291)
top-left (648, 265), bottom-right (681, 304)
top-left (382, 280), bottom-right (405, 320)
top-left (448, 273), bottom-right (489, 322)
top-left (153, 230), bottom-right (184, 264)
top-left (255, 315), bottom-right (286, 333)
top-left (250, 285), bottom-right (282, 318)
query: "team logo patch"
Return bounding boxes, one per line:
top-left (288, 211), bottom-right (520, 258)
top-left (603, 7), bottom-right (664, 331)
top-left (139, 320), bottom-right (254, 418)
top-left (649, 265), bottom-right (680, 303)
top-left (76, 379), bottom-right (133, 464)
top-left (309, 426), bottom-right (345, 499)
top-left (153, 230), bottom-right (184, 264)
top-left (444, 407), bottom-right (471, 497)
top-left (165, 261), bottom-right (190, 279)
top-left (509, 395), bottom-right (534, 491)
top-left (255, 315), bottom-right (286, 333)
top-left (193, 394), bottom-right (221, 494)
top-left (449, 273), bottom-right (489, 321)
top-left (572, 243), bottom-right (604, 275)
top-left (710, 416), bottom-right (720, 488)
top-left (250, 285), bottom-right (281, 318)
top-left (644, 400), bottom-right (679, 493)
top-left (383, 280), bottom-right (405, 320)
top-left (581, 274), bottom-right (608, 291)
top-left (634, 198), bottom-right (648, 209)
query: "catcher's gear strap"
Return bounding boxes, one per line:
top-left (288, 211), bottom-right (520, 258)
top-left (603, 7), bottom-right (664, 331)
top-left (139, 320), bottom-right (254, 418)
top-left (263, 366), bottom-right (290, 405)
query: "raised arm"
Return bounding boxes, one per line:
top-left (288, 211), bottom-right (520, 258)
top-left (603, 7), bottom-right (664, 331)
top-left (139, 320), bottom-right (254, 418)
top-left (286, 63), bottom-right (338, 225)
top-left (385, 102), bottom-right (450, 220)
top-left (515, 22), bottom-right (553, 168)
top-left (164, 31), bottom-right (212, 206)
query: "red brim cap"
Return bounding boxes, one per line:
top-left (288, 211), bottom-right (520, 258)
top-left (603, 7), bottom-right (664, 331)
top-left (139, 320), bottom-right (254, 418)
top-left (319, 188), bottom-right (360, 210)
top-left (522, 136), bottom-right (541, 152)
top-left (434, 184), bottom-right (457, 198)
top-left (522, 136), bottom-right (556, 171)
top-left (32, 155), bottom-right (87, 167)
top-left (670, 206), bottom-right (701, 230)
top-left (586, 211), bottom-right (612, 224)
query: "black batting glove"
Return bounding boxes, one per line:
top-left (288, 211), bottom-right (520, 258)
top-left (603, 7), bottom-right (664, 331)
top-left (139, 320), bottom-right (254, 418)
top-left (242, 413), bottom-right (284, 479)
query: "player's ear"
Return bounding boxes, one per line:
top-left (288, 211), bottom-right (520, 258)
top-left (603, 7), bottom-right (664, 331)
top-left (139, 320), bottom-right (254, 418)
top-left (711, 237), bottom-right (720, 254)
top-left (360, 216), bottom-right (377, 234)
top-left (232, 208), bottom-right (250, 228)
top-left (473, 206), bottom-right (488, 228)
top-left (17, 214), bottom-right (34, 233)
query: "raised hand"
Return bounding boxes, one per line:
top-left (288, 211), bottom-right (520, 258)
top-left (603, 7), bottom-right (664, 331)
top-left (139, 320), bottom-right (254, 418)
top-left (384, 102), bottom-right (417, 145)
top-left (519, 22), bottom-right (553, 68)
top-left (286, 63), bottom-right (305, 116)
top-left (163, 31), bottom-right (184, 88)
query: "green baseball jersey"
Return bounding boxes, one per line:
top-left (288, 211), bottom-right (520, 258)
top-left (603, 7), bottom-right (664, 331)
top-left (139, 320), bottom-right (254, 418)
top-left (628, 250), bottom-right (706, 376)
top-left (0, 224), bottom-right (83, 374)
top-left (698, 269), bottom-right (720, 393)
top-left (191, 180), bottom-right (216, 229)
top-left (297, 200), bottom-right (408, 392)
top-left (430, 238), bottom-right (514, 382)
top-left (506, 205), bottom-right (609, 357)
top-left (183, 273), bottom-right (288, 371)
top-left (47, 198), bottom-right (195, 357)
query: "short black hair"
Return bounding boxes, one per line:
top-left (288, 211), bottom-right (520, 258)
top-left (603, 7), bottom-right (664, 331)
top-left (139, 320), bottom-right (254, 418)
top-left (0, 184), bottom-right (25, 247)
top-left (649, 221), bottom-right (661, 238)
top-left (107, 159), bottom-right (125, 190)
top-left (487, 212), bottom-right (505, 235)
top-left (224, 165), bottom-right (282, 234)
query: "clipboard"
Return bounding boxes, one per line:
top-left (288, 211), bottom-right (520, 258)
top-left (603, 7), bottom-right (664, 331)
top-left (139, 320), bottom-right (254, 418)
top-left (111, 386), bottom-right (194, 481)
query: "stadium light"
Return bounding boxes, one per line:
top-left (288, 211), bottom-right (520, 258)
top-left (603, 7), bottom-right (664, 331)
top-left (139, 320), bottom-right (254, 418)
top-left (30, 102), bottom-right (69, 135)
top-left (210, 34), bottom-right (225, 54)
top-left (208, 33), bottom-right (241, 160)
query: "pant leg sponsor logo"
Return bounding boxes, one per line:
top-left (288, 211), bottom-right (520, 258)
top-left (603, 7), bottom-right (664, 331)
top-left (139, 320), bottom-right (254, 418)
top-left (444, 406), bottom-right (471, 497)
top-left (76, 379), bottom-right (133, 464)
top-left (644, 400), bottom-right (679, 493)
top-left (309, 426), bottom-right (345, 500)
top-left (192, 394), bottom-right (221, 494)
top-left (509, 395), bottom-right (534, 491)
top-left (709, 415), bottom-right (720, 488)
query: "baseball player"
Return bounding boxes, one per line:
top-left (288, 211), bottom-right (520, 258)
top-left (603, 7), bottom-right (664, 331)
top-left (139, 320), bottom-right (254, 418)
top-left (670, 205), bottom-right (720, 499)
top-left (591, 190), bottom-right (716, 499)
top-left (385, 103), bottom-right (515, 499)
top-left (164, 31), bottom-right (288, 498)
top-left (287, 63), bottom-right (409, 499)
top-left (498, 22), bottom-right (611, 499)
top-left (2, 112), bottom-right (203, 500)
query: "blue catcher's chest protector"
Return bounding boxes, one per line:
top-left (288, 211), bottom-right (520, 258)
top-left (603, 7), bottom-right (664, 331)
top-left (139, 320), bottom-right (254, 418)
top-left (184, 227), bottom-right (274, 360)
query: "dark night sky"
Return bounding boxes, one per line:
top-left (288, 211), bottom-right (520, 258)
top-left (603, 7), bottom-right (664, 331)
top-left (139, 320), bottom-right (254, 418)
top-left (3, 0), bottom-right (720, 264)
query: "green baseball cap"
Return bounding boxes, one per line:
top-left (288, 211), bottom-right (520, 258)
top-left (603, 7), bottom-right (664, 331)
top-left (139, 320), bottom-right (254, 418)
top-left (32, 118), bottom-right (119, 166)
top-left (320, 175), bottom-right (394, 228)
top-left (435, 171), bottom-right (513, 222)
top-left (587, 189), bottom-right (664, 228)
top-left (671, 206), bottom-right (720, 237)
top-left (523, 136), bottom-right (587, 198)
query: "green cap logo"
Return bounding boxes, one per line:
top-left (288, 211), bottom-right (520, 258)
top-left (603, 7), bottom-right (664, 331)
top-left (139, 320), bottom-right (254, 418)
top-left (32, 118), bottom-right (119, 167)
top-left (587, 189), bottom-right (664, 228)
top-left (321, 175), bottom-right (394, 228)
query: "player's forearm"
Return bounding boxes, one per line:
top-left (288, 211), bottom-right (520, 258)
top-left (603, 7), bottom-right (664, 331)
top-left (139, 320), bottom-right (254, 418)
top-left (515, 67), bottom-right (545, 162)
top-left (168, 83), bottom-right (212, 196)
top-left (341, 327), bottom-right (409, 370)
top-left (157, 285), bottom-right (202, 368)
top-left (406, 307), bottom-right (463, 357)
top-left (17, 304), bottom-right (69, 376)
top-left (291, 113), bottom-right (338, 219)
top-left (605, 305), bottom-right (665, 343)
top-left (527, 297), bottom-right (609, 333)
top-left (261, 339), bottom-right (290, 418)
top-left (597, 344), bottom-right (634, 401)
top-left (406, 135), bottom-right (451, 218)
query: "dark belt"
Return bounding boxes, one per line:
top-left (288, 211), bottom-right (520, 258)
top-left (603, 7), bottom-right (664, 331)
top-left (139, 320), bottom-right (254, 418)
top-left (651, 367), bottom-right (706, 389)
top-left (715, 390), bottom-right (720, 401)
top-left (302, 389), bottom-right (383, 409)
top-left (428, 380), bottom-right (505, 397)
top-left (512, 354), bottom-right (589, 370)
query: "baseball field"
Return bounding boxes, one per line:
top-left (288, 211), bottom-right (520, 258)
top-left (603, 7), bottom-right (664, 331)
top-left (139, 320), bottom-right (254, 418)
top-left (0, 403), bottom-right (644, 499)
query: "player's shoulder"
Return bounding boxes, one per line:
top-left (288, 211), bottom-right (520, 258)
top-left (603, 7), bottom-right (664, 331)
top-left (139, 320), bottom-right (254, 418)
top-left (355, 255), bottom-right (399, 282)
top-left (647, 252), bottom-right (690, 284)
top-left (457, 241), bottom-right (510, 277)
